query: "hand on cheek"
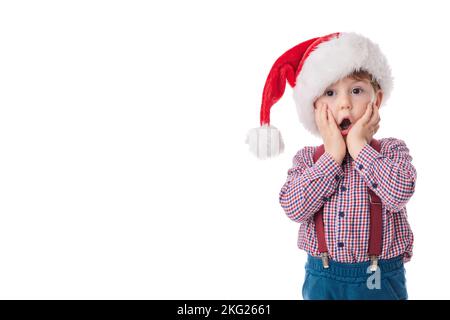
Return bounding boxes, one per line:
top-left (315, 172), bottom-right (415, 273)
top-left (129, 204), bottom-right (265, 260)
top-left (346, 102), bottom-right (381, 159)
top-left (314, 103), bottom-right (347, 164)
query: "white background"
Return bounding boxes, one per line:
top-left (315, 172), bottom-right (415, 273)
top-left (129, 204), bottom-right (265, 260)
top-left (0, 0), bottom-right (448, 299)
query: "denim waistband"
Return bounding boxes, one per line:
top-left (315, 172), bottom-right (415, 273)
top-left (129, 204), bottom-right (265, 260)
top-left (306, 254), bottom-right (404, 280)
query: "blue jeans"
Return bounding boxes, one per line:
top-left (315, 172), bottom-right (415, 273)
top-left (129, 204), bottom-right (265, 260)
top-left (302, 254), bottom-right (408, 300)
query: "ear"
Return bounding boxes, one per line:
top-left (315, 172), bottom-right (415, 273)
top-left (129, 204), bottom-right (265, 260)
top-left (375, 90), bottom-right (384, 108)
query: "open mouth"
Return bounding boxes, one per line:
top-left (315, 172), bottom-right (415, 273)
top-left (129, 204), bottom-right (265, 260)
top-left (339, 118), bottom-right (352, 131)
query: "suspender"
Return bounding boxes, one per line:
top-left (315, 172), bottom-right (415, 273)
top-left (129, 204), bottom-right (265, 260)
top-left (312, 139), bottom-right (382, 270)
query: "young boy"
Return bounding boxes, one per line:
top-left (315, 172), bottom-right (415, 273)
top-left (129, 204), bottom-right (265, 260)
top-left (246, 32), bottom-right (417, 300)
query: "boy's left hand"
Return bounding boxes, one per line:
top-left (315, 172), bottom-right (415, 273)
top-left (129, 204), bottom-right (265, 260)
top-left (347, 102), bottom-right (380, 160)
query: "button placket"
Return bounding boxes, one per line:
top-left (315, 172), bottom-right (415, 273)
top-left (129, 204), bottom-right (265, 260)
top-left (336, 182), bottom-right (346, 256)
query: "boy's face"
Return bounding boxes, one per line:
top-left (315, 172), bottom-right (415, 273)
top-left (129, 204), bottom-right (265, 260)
top-left (313, 76), bottom-right (383, 140)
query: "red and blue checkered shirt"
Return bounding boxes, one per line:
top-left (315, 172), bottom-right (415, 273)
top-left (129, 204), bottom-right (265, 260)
top-left (279, 137), bottom-right (416, 263)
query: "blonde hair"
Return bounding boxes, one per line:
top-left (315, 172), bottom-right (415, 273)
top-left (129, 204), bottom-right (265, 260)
top-left (348, 69), bottom-right (381, 92)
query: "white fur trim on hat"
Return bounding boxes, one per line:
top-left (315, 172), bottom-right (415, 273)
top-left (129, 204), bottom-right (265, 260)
top-left (293, 32), bottom-right (393, 137)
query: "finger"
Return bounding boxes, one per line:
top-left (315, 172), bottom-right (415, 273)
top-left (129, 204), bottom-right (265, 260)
top-left (314, 103), bottom-right (321, 125)
top-left (368, 103), bottom-right (376, 125)
top-left (327, 108), bottom-right (338, 129)
top-left (320, 103), bottom-right (327, 125)
top-left (375, 105), bottom-right (381, 123)
top-left (369, 103), bottom-right (380, 125)
top-left (323, 103), bottom-right (328, 122)
top-left (362, 102), bottom-right (374, 124)
top-left (314, 103), bottom-right (320, 123)
top-left (314, 103), bottom-right (323, 123)
top-left (315, 103), bottom-right (326, 130)
top-left (372, 124), bottom-right (380, 135)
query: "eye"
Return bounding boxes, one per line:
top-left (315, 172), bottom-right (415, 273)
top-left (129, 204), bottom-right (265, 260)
top-left (324, 90), bottom-right (334, 97)
top-left (352, 87), bottom-right (364, 95)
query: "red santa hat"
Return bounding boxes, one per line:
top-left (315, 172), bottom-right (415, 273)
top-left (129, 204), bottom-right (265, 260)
top-left (246, 32), bottom-right (393, 159)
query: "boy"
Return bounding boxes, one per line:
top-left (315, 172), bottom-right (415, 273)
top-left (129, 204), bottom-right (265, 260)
top-left (246, 32), bottom-right (417, 300)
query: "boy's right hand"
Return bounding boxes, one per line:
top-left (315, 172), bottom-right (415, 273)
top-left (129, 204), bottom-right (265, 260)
top-left (314, 103), bottom-right (346, 165)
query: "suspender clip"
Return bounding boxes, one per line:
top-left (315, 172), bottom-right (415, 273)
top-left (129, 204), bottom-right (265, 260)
top-left (321, 252), bottom-right (329, 269)
top-left (369, 255), bottom-right (378, 272)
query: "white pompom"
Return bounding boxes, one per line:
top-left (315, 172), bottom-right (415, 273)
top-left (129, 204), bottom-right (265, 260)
top-left (245, 124), bottom-right (285, 159)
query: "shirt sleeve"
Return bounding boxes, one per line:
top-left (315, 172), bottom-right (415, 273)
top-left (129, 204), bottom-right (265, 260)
top-left (354, 137), bottom-right (417, 212)
top-left (279, 146), bottom-right (344, 223)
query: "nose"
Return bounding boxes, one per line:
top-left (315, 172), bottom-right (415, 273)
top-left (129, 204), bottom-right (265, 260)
top-left (337, 93), bottom-right (352, 110)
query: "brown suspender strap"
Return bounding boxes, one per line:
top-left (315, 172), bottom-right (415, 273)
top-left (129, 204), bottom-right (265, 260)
top-left (312, 145), bottom-right (327, 253)
top-left (312, 139), bottom-right (383, 260)
top-left (367, 139), bottom-right (382, 256)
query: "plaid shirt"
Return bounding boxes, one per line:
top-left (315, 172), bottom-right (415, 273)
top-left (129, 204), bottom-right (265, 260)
top-left (279, 137), bottom-right (416, 263)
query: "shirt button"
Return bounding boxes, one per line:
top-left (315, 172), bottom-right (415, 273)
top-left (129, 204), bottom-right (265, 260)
top-left (372, 183), bottom-right (378, 188)
top-left (359, 164), bottom-right (364, 170)
top-left (338, 242), bottom-right (344, 248)
top-left (341, 186), bottom-right (347, 192)
top-left (339, 211), bottom-right (345, 218)
top-left (335, 175), bottom-right (340, 181)
top-left (322, 196), bottom-right (329, 201)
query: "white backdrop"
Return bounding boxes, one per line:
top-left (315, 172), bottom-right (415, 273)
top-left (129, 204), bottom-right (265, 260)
top-left (0, 0), bottom-right (447, 299)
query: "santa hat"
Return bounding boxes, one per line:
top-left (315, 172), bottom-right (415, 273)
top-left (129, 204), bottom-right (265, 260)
top-left (245, 32), bottom-right (393, 159)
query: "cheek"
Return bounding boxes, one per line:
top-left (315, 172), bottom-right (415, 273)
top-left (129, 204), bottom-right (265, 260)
top-left (354, 110), bottom-right (365, 122)
top-left (314, 96), bottom-right (330, 109)
top-left (355, 105), bottom-right (368, 117)
top-left (313, 101), bottom-right (337, 120)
